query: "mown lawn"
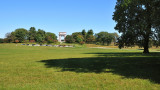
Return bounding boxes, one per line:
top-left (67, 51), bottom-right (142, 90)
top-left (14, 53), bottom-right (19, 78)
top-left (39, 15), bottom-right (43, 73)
top-left (0, 44), bottom-right (160, 90)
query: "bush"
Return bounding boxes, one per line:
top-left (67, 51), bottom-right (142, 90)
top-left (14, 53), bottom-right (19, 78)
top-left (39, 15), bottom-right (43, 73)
top-left (53, 40), bottom-right (58, 43)
top-left (80, 41), bottom-right (85, 45)
top-left (3, 38), bottom-right (10, 43)
top-left (30, 40), bottom-right (35, 43)
top-left (47, 39), bottom-right (54, 44)
top-left (23, 40), bottom-right (29, 43)
top-left (15, 40), bottom-right (19, 43)
top-left (42, 40), bottom-right (47, 44)
top-left (96, 42), bottom-right (101, 45)
top-left (0, 38), bottom-right (4, 43)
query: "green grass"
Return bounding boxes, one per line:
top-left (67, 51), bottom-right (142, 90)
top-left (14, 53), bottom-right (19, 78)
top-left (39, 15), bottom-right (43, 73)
top-left (0, 43), bottom-right (160, 90)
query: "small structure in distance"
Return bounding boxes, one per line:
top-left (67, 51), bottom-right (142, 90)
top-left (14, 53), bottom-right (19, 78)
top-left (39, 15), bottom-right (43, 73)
top-left (58, 32), bottom-right (67, 42)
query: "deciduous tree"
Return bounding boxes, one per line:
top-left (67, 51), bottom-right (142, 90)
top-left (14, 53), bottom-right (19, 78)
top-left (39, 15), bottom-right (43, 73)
top-left (65, 35), bottom-right (75, 43)
top-left (86, 29), bottom-right (95, 43)
top-left (29, 27), bottom-right (36, 41)
top-left (45, 32), bottom-right (57, 43)
top-left (95, 32), bottom-right (114, 45)
top-left (14, 28), bottom-right (28, 42)
top-left (0, 38), bottom-right (4, 43)
top-left (113, 0), bottom-right (160, 53)
top-left (82, 29), bottom-right (87, 41)
top-left (35, 29), bottom-right (46, 43)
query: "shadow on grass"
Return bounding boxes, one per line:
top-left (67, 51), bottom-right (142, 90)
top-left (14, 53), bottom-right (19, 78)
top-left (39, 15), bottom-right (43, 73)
top-left (138, 49), bottom-right (144, 50)
top-left (39, 52), bottom-right (160, 83)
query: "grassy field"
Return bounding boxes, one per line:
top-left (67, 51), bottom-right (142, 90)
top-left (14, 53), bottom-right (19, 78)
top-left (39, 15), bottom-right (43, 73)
top-left (0, 44), bottom-right (160, 90)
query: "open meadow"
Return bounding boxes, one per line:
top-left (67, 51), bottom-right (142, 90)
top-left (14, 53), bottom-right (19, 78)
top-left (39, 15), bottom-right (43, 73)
top-left (0, 44), bottom-right (160, 90)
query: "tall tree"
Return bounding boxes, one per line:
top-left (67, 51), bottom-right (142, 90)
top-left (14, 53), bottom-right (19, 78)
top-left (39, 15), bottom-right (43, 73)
top-left (113, 0), bottom-right (160, 53)
top-left (14, 28), bottom-right (28, 42)
top-left (45, 32), bottom-right (57, 43)
top-left (87, 29), bottom-right (94, 35)
top-left (65, 35), bottom-right (75, 43)
top-left (111, 32), bottom-right (119, 44)
top-left (35, 29), bottom-right (46, 43)
top-left (86, 29), bottom-right (95, 43)
top-left (82, 29), bottom-right (87, 41)
top-left (29, 27), bottom-right (37, 41)
top-left (72, 32), bottom-right (82, 43)
top-left (5, 32), bottom-right (16, 43)
top-left (95, 32), bottom-right (114, 45)
top-left (76, 35), bottom-right (84, 43)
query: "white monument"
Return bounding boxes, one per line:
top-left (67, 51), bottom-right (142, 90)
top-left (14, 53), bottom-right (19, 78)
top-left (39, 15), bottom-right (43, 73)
top-left (58, 32), bottom-right (67, 42)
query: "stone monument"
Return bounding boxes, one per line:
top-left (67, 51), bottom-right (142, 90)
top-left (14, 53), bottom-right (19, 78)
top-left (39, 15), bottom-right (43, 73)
top-left (58, 32), bottom-right (67, 42)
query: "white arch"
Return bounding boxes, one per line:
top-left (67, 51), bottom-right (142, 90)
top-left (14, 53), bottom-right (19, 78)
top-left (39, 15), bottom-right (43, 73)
top-left (58, 32), bottom-right (67, 42)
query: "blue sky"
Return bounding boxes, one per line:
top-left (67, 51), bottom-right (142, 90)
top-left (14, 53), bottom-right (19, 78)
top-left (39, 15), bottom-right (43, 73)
top-left (0, 0), bottom-right (117, 38)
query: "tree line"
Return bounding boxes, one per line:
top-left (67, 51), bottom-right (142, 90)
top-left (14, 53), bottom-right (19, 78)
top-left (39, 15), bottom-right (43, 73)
top-left (0, 25), bottom-right (160, 50)
top-left (1, 28), bottom-right (119, 46)
top-left (65, 29), bottom-right (119, 45)
top-left (2, 27), bottom-right (57, 44)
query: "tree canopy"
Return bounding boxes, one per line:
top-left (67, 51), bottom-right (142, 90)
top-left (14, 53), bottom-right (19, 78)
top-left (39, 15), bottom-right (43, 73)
top-left (4, 28), bottom-right (119, 46)
top-left (65, 29), bottom-right (119, 45)
top-left (95, 32), bottom-right (115, 45)
top-left (14, 28), bottom-right (28, 42)
top-left (113, 0), bottom-right (160, 53)
top-left (0, 38), bottom-right (4, 43)
top-left (86, 29), bottom-right (95, 43)
top-left (65, 35), bottom-right (75, 43)
top-left (4, 27), bottom-right (57, 43)
top-left (29, 27), bottom-right (36, 41)
top-left (45, 32), bottom-right (57, 44)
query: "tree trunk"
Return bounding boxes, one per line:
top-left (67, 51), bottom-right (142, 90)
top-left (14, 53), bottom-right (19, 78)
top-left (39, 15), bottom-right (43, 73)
top-left (143, 38), bottom-right (149, 53)
top-left (143, 46), bottom-right (149, 53)
top-left (143, 3), bottom-right (151, 54)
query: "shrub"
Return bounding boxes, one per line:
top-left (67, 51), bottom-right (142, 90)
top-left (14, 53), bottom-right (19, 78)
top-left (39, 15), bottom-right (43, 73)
top-left (96, 42), bottom-right (101, 45)
top-left (30, 40), bottom-right (35, 43)
top-left (80, 41), bottom-right (85, 45)
top-left (53, 40), bottom-right (58, 43)
top-left (0, 38), bottom-right (4, 43)
top-left (15, 40), bottom-right (19, 43)
top-left (42, 40), bottom-right (47, 44)
top-left (3, 38), bottom-right (9, 43)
